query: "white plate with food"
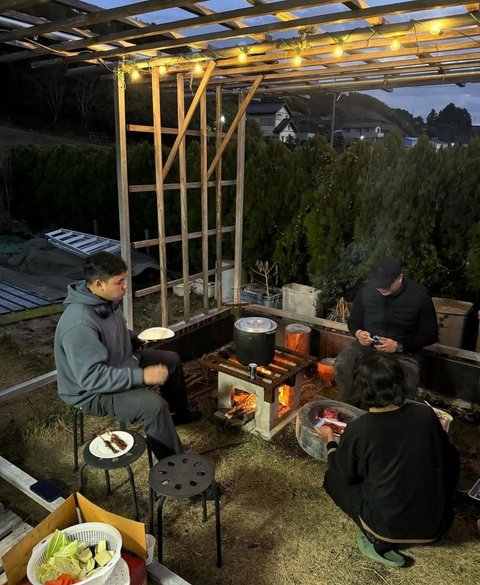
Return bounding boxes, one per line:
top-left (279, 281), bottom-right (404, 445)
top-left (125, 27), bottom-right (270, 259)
top-left (138, 327), bottom-right (175, 341)
top-left (89, 431), bottom-right (134, 459)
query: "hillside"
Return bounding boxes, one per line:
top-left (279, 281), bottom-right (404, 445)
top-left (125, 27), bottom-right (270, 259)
top-left (285, 92), bottom-right (423, 135)
top-left (0, 122), bottom-right (113, 148)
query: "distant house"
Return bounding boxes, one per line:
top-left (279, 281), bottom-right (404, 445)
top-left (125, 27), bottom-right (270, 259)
top-left (247, 102), bottom-right (298, 143)
top-left (339, 122), bottom-right (395, 144)
top-left (404, 136), bottom-right (418, 148)
top-left (404, 136), bottom-right (450, 150)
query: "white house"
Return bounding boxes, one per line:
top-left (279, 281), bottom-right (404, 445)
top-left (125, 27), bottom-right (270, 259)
top-left (247, 102), bottom-right (298, 142)
top-left (340, 122), bottom-right (395, 144)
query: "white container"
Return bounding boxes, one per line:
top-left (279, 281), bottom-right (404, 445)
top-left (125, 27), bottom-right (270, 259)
top-left (27, 522), bottom-right (122, 585)
top-left (282, 283), bottom-right (320, 318)
top-left (215, 260), bottom-right (235, 302)
top-left (192, 278), bottom-right (215, 298)
top-left (173, 283), bottom-right (186, 297)
top-left (432, 297), bottom-right (473, 349)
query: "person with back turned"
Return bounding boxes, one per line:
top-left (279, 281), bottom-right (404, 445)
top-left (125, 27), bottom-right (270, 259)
top-left (317, 352), bottom-right (459, 568)
top-left (54, 251), bottom-right (201, 460)
top-left (335, 255), bottom-right (438, 405)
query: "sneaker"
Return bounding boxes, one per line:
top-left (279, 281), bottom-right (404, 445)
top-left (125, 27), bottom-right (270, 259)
top-left (356, 532), bottom-right (405, 568)
top-left (172, 409), bottom-right (202, 426)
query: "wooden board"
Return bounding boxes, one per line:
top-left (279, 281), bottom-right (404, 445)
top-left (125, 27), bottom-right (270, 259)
top-left (0, 504), bottom-right (33, 584)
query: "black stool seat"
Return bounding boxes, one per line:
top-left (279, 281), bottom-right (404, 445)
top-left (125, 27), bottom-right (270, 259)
top-left (79, 431), bottom-right (150, 520)
top-left (149, 453), bottom-right (222, 567)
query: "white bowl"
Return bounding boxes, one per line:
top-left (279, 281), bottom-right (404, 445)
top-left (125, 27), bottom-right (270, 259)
top-left (138, 327), bottom-right (175, 341)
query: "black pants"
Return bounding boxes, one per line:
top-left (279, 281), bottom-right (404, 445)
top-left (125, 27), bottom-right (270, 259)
top-left (137, 348), bottom-right (189, 414)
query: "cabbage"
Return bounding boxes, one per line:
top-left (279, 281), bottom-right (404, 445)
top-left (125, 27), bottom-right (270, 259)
top-left (35, 530), bottom-right (115, 585)
top-left (45, 530), bottom-right (68, 559)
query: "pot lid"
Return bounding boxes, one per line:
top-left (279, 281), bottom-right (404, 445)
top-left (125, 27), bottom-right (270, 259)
top-left (234, 316), bottom-right (277, 333)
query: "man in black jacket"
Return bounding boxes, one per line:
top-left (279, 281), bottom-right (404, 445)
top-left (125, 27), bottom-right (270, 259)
top-left (335, 255), bottom-right (438, 404)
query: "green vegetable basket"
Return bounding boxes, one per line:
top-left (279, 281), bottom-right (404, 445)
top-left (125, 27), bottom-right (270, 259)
top-left (27, 522), bottom-right (122, 585)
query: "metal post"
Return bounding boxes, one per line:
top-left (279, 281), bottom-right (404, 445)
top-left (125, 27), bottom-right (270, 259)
top-left (330, 92), bottom-right (336, 148)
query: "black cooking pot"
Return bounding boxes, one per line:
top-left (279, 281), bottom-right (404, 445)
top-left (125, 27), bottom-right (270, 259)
top-left (234, 317), bottom-right (278, 366)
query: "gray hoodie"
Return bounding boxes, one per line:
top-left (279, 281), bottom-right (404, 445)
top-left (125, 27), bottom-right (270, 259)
top-left (54, 281), bottom-right (143, 407)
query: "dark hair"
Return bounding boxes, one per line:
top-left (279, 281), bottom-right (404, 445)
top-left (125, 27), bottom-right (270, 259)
top-left (352, 352), bottom-right (406, 408)
top-left (83, 252), bottom-right (127, 284)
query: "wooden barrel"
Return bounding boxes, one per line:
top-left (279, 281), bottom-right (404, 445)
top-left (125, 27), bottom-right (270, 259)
top-left (284, 323), bottom-right (311, 354)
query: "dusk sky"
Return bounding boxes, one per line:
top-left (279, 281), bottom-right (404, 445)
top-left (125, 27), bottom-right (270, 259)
top-left (93, 0), bottom-right (480, 124)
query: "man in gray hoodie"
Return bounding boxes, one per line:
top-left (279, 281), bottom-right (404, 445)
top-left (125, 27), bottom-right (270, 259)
top-left (54, 251), bottom-right (200, 460)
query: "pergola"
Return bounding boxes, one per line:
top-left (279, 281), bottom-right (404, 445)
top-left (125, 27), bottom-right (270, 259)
top-left (1, 0), bottom-right (479, 328)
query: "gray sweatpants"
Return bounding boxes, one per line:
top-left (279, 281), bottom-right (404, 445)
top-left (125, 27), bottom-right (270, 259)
top-left (81, 349), bottom-right (186, 460)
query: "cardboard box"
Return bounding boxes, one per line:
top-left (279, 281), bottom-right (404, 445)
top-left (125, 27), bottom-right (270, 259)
top-left (3, 493), bottom-right (147, 585)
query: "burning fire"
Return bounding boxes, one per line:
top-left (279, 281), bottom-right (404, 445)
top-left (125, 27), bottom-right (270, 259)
top-left (278, 385), bottom-right (294, 407)
top-left (226, 389), bottom-right (256, 419)
top-left (226, 384), bottom-right (294, 422)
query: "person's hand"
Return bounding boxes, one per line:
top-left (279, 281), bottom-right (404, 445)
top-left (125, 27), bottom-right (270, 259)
top-left (355, 329), bottom-right (373, 347)
top-left (143, 364), bottom-right (169, 386)
top-left (374, 337), bottom-right (397, 353)
top-left (315, 424), bottom-right (335, 443)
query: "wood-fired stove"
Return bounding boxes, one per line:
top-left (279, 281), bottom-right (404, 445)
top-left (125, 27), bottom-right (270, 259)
top-left (200, 346), bottom-right (316, 439)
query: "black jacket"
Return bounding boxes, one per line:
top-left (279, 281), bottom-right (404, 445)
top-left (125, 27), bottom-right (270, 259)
top-left (347, 277), bottom-right (438, 353)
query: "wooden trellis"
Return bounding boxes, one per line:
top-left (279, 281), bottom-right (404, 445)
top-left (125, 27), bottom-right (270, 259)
top-left (114, 64), bottom-right (263, 328)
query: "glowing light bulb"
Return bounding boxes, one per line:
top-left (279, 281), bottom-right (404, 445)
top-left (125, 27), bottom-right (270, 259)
top-left (430, 22), bottom-right (442, 35)
top-left (129, 68), bottom-right (141, 82)
top-left (333, 45), bottom-right (344, 58)
top-left (194, 62), bottom-right (203, 75)
top-left (159, 65), bottom-right (167, 75)
top-left (390, 38), bottom-right (401, 51)
top-left (292, 54), bottom-right (302, 67)
top-left (238, 51), bottom-right (247, 63)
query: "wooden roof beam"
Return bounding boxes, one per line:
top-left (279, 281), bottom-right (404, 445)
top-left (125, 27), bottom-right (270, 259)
top-left (255, 70), bottom-right (480, 92)
top-left (0, 0), bottom-right (196, 43)
top-left (1, 0), bottom-right (327, 62)
top-left (0, 0), bottom-right (49, 10)
top-left (29, 0), bottom-right (473, 67)
top-left (180, 3), bottom-right (272, 42)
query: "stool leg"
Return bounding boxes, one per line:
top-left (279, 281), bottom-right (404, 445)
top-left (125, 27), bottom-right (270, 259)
top-left (126, 465), bottom-right (139, 520)
top-left (201, 493), bottom-right (208, 522)
top-left (120, 420), bottom-right (127, 431)
top-left (213, 483), bottom-right (223, 568)
top-left (157, 496), bottom-right (167, 564)
top-left (104, 470), bottom-right (111, 495)
top-left (147, 442), bottom-right (154, 468)
top-left (79, 410), bottom-right (84, 444)
top-left (73, 410), bottom-right (79, 472)
top-left (78, 462), bottom-right (87, 493)
top-left (149, 488), bottom-right (155, 534)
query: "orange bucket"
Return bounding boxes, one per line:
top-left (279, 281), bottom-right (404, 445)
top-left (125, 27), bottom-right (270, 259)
top-left (317, 357), bottom-right (336, 385)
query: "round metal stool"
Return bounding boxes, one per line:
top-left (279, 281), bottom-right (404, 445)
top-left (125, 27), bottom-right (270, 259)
top-left (149, 453), bottom-right (222, 568)
top-left (78, 430), bottom-right (152, 520)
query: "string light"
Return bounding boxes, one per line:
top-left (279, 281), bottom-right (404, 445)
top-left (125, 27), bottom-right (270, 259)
top-left (292, 53), bottom-right (302, 67)
top-left (333, 44), bottom-right (344, 58)
top-left (238, 49), bottom-right (248, 63)
top-left (159, 64), bottom-right (167, 75)
top-left (390, 38), bottom-right (401, 51)
top-left (430, 21), bottom-right (442, 35)
top-left (194, 62), bottom-right (203, 75)
top-left (129, 66), bottom-right (141, 81)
